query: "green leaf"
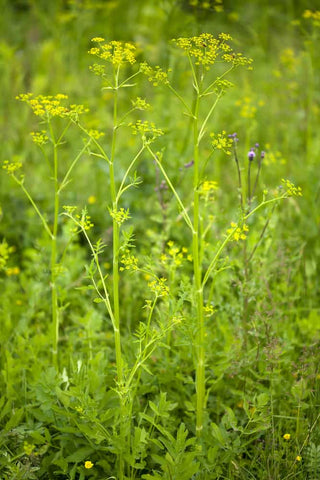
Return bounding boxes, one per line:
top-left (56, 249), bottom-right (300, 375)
top-left (93, 297), bottom-right (104, 303)
top-left (65, 446), bottom-right (95, 463)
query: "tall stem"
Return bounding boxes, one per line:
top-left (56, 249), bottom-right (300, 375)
top-left (110, 69), bottom-right (125, 480)
top-left (50, 123), bottom-right (59, 367)
top-left (192, 95), bottom-right (205, 437)
top-left (110, 74), bottom-right (123, 387)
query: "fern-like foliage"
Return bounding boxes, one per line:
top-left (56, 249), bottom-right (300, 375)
top-left (305, 442), bottom-right (320, 479)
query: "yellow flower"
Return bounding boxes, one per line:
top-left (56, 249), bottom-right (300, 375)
top-left (227, 222), bottom-right (249, 242)
top-left (84, 460), bottom-right (94, 469)
top-left (296, 455), bottom-right (302, 462)
top-left (140, 62), bottom-right (171, 86)
top-left (87, 195), bottom-right (97, 205)
top-left (6, 266), bottom-right (20, 276)
top-left (283, 433), bottom-right (291, 441)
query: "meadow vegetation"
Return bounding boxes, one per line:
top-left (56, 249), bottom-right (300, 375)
top-left (0, 1), bottom-right (319, 479)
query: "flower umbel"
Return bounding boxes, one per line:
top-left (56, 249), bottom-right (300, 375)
top-left (227, 222), bottom-right (249, 241)
top-left (130, 120), bottom-right (164, 144)
top-left (2, 159), bottom-right (22, 175)
top-left (109, 207), bottom-right (131, 226)
top-left (282, 179), bottom-right (302, 197)
top-left (172, 33), bottom-right (252, 70)
top-left (211, 131), bottom-right (233, 155)
top-left (30, 130), bottom-right (49, 146)
top-left (16, 93), bottom-right (88, 119)
top-left (140, 62), bottom-right (171, 86)
top-left (89, 38), bottom-right (136, 66)
top-left (148, 277), bottom-right (169, 297)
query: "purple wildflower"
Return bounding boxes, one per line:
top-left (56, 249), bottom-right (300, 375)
top-left (248, 148), bottom-right (256, 161)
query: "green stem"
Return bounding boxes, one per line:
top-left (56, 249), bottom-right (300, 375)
top-left (146, 146), bottom-right (193, 231)
top-left (80, 227), bottom-right (115, 325)
top-left (12, 175), bottom-right (53, 239)
top-left (49, 120), bottom-right (60, 367)
top-left (110, 66), bottom-right (125, 480)
top-left (116, 146), bottom-right (145, 202)
top-left (198, 92), bottom-right (222, 143)
top-left (203, 196), bottom-right (287, 287)
top-left (201, 65), bottom-right (234, 96)
top-left (110, 80), bottom-right (122, 388)
top-left (192, 93), bottom-right (205, 437)
top-left (167, 84), bottom-right (193, 116)
top-left (75, 122), bottom-right (111, 164)
top-left (58, 140), bottom-right (91, 194)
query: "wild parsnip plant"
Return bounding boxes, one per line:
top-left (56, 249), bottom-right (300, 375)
top-left (139, 32), bottom-right (301, 438)
top-left (1, 4), bottom-right (319, 478)
top-left (3, 95), bottom-right (90, 365)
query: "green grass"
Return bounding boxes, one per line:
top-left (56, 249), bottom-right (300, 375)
top-left (0, 1), bottom-right (319, 479)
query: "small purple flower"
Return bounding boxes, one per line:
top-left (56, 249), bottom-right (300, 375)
top-left (255, 143), bottom-right (260, 148)
top-left (248, 148), bottom-right (256, 161)
top-left (261, 151), bottom-right (265, 159)
top-left (228, 132), bottom-right (238, 140)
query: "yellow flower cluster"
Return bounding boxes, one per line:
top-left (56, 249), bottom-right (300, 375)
top-left (140, 62), bottom-right (171, 86)
top-left (303, 9), bottom-right (320, 26)
top-left (227, 222), bottom-right (249, 241)
top-left (130, 120), bottom-right (163, 144)
top-left (189, 0), bottom-right (224, 12)
top-left (23, 441), bottom-right (35, 456)
top-left (30, 130), bottom-right (49, 146)
top-left (89, 63), bottom-right (106, 76)
top-left (120, 250), bottom-right (138, 271)
top-left (16, 93), bottom-right (89, 119)
top-left (6, 266), bottom-right (20, 276)
top-left (109, 207), bottom-right (131, 225)
top-left (214, 79), bottom-right (234, 94)
top-left (89, 38), bottom-right (136, 66)
top-left (0, 239), bottom-right (15, 271)
top-left (63, 205), bottom-right (77, 215)
top-left (88, 129), bottom-right (105, 139)
top-left (160, 241), bottom-right (191, 267)
top-left (172, 33), bottom-right (252, 70)
top-left (199, 181), bottom-right (218, 198)
top-left (2, 159), bottom-right (22, 175)
top-left (210, 131), bottom-right (233, 154)
top-left (75, 213), bottom-right (94, 231)
top-left (132, 97), bottom-right (151, 110)
top-left (281, 179), bottom-right (302, 197)
top-left (75, 405), bottom-right (84, 414)
top-left (204, 304), bottom-right (216, 316)
top-left (235, 96), bottom-right (265, 119)
top-left (263, 145), bottom-right (286, 166)
top-left (148, 277), bottom-right (169, 297)
top-left (280, 48), bottom-right (298, 71)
